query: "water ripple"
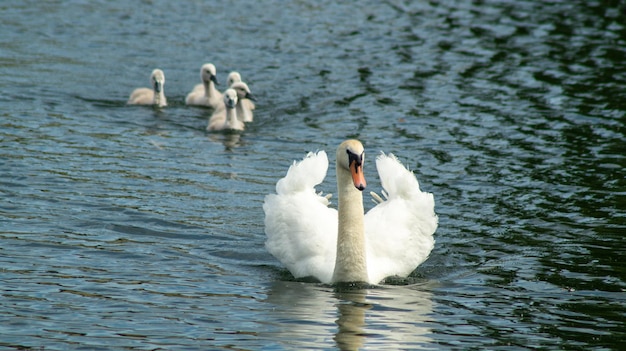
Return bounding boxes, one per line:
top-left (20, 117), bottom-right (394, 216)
top-left (1, 0), bottom-right (625, 349)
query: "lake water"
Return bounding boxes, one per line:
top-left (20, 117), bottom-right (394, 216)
top-left (1, 0), bottom-right (625, 350)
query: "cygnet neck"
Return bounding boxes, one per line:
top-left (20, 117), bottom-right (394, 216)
top-left (204, 80), bottom-right (218, 98)
top-left (225, 106), bottom-right (239, 129)
top-left (154, 90), bottom-right (166, 107)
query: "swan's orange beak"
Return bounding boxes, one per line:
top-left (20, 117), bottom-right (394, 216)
top-left (350, 160), bottom-right (366, 191)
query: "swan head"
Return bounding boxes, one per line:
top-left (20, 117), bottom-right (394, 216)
top-left (230, 81), bottom-right (257, 102)
top-left (223, 88), bottom-right (238, 109)
top-left (337, 140), bottom-right (367, 191)
top-left (151, 69), bottom-right (165, 93)
top-left (227, 71), bottom-right (242, 87)
top-left (200, 63), bottom-right (219, 85)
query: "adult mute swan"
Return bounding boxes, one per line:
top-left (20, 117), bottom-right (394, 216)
top-left (186, 63), bottom-right (222, 108)
top-left (227, 71), bottom-right (256, 122)
top-left (127, 69), bottom-right (167, 107)
top-left (230, 81), bottom-right (256, 123)
top-left (207, 88), bottom-right (244, 131)
top-left (263, 140), bottom-right (437, 284)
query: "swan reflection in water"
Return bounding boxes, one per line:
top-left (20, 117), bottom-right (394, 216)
top-left (264, 281), bottom-right (433, 350)
top-left (207, 131), bottom-right (243, 150)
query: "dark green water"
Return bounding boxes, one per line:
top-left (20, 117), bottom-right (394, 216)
top-left (1, 0), bottom-right (624, 350)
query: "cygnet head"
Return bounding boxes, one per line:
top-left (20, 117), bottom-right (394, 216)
top-left (200, 63), bottom-right (219, 85)
top-left (337, 140), bottom-right (367, 191)
top-left (223, 88), bottom-right (238, 109)
top-left (230, 81), bottom-right (257, 101)
top-left (151, 69), bottom-right (165, 93)
top-left (227, 71), bottom-right (242, 87)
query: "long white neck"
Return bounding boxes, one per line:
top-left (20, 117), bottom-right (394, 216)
top-left (332, 165), bottom-right (368, 283)
top-left (204, 80), bottom-right (218, 98)
top-left (154, 90), bottom-right (166, 107)
top-left (225, 107), bottom-right (241, 130)
top-left (236, 101), bottom-right (246, 122)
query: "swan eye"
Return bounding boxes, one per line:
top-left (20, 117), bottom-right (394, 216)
top-left (347, 149), bottom-right (364, 168)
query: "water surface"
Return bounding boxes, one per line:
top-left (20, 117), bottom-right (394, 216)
top-left (1, 0), bottom-right (625, 350)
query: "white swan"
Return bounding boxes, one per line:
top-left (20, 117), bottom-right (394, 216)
top-left (227, 71), bottom-right (256, 122)
top-left (263, 139), bottom-right (437, 284)
top-left (186, 63), bottom-right (222, 108)
top-left (230, 81), bottom-right (256, 123)
top-left (127, 69), bottom-right (167, 107)
top-left (227, 71), bottom-right (242, 87)
top-left (207, 88), bottom-right (244, 131)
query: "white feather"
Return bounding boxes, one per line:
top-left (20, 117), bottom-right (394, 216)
top-left (263, 146), bottom-right (438, 284)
